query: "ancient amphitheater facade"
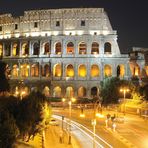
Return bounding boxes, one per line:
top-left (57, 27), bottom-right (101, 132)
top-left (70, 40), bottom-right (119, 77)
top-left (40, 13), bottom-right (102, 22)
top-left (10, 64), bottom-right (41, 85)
top-left (0, 8), bottom-right (132, 98)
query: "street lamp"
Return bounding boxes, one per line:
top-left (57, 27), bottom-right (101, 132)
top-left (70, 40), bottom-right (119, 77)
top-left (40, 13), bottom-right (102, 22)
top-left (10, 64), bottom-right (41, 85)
top-left (68, 97), bottom-right (76, 144)
top-left (120, 88), bottom-right (129, 115)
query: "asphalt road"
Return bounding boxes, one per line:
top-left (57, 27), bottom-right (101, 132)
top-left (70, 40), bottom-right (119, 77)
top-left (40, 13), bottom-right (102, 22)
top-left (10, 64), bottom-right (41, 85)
top-left (53, 108), bottom-right (148, 148)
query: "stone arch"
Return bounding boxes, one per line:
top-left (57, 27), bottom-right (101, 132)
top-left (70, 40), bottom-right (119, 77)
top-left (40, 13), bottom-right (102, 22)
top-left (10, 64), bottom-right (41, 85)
top-left (42, 64), bottom-right (50, 77)
top-left (117, 64), bottom-right (125, 77)
top-left (67, 42), bottom-right (74, 54)
top-left (91, 87), bottom-right (98, 97)
top-left (12, 64), bottom-right (19, 77)
top-left (53, 64), bottom-right (62, 77)
top-left (4, 43), bottom-right (11, 56)
top-left (44, 42), bottom-right (50, 55)
top-left (65, 87), bottom-right (74, 97)
top-left (104, 42), bottom-right (111, 54)
top-left (12, 43), bottom-right (19, 56)
top-left (43, 86), bottom-right (50, 97)
top-left (91, 64), bottom-right (100, 77)
top-left (31, 63), bottom-right (39, 77)
top-left (78, 64), bottom-right (87, 77)
top-left (78, 42), bottom-right (87, 54)
top-left (22, 42), bottom-right (29, 56)
top-left (53, 86), bottom-right (62, 97)
top-left (55, 42), bottom-right (62, 55)
top-left (66, 64), bottom-right (74, 77)
top-left (91, 42), bottom-right (99, 54)
top-left (104, 64), bottom-right (112, 77)
top-left (78, 87), bottom-right (87, 98)
top-left (33, 42), bottom-right (40, 55)
top-left (20, 64), bottom-right (29, 77)
top-left (0, 43), bottom-right (3, 57)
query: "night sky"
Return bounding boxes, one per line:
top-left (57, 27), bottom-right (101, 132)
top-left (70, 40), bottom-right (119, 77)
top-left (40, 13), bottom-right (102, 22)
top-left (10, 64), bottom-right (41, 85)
top-left (0, 0), bottom-right (148, 53)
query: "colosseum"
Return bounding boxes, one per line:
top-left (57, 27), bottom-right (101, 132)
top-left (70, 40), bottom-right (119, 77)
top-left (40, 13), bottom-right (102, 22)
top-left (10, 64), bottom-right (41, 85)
top-left (0, 8), bottom-right (139, 99)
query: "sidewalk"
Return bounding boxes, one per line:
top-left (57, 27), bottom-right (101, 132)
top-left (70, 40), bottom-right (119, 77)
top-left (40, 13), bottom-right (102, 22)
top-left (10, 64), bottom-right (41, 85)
top-left (15, 125), bottom-right (81, 148)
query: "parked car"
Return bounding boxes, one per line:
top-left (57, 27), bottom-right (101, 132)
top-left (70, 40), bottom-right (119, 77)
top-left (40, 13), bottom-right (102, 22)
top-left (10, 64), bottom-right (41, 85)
top-left (49, 118), bottom-right (59, 126)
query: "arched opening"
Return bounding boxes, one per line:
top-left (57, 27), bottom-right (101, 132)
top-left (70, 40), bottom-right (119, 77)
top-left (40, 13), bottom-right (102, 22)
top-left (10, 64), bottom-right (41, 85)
top-left (33, 42), bottom-right (40, 55)
top-left (4, 43), bottom-right (11, 56)
top-left (104, 65), bottom-right (112, 77)
top-left (91, 87), bottom-right (98, 97)
top-left (65, 87), bottom-right (74, 97)
top-left (91, 65), bottom-right (100, 77)
top-left (78, 87), bottom-right (86, 98)
top-left (43, 86), bottom-right (50, 97)
top-left (12, 64), bottom-right (19, 77)
top-left (78, 65), bottom-right (87, 77)
top-left (20, 64), bottom-right (30, 77)
top-left (104, 42), bottom-right (111, 54)
top-left (133, 65), bottom-right (140, 77)
top-left (0, 44), bottom-right (3, 57)
top-left (55, 42), bottom-right (62, 55)
top-left (145, 66), bottom-right (148, 76)
top-left (67, 42), bottom-right (74, 54)
top-left (44, 42), bottom-right (50, 55)
top-left (53, 64), bottom-right (62, 77)
top-left (117, 65), bottom-right (125, 77)
top-left (66, 64), bottom-right (74, 77)
top-left (31, 63), bottom-right (39, 77)
top-left (91, 42), bottom-right (99, 54)
top-left (42, 64), bottom-right (50, 77)
top-left (53, 86), bottom-right (61, 97)
top-left (22, 43), bottom-right (29, 56)
top-left (12, 43), bottom-right (19, 56)
top-left (79, 42), bottom-right (87, 54)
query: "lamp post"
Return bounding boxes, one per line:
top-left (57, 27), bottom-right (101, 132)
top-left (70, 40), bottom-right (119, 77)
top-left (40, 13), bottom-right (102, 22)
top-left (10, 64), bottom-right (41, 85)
top-left (120, 88), bottom-right (129, 115)
top-left (68, 97), bottom-right (76, 145)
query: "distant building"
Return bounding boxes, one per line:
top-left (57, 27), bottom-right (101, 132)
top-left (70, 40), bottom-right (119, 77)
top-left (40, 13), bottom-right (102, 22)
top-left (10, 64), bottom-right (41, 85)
top-left (0, 8), bottom-right (132, 98)
top-left (129, 47), bottom-right (148, 85)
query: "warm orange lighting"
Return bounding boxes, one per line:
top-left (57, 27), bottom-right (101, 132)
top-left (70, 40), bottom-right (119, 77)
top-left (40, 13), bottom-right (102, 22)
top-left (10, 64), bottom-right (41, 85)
top-left (80, 114), bottom-right (85, 118)
top-left (96, 113), bottom-right (104, 118)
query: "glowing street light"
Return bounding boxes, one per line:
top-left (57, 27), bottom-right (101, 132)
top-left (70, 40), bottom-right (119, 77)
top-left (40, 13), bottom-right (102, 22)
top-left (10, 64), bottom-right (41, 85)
top-left (68, 97), bottom-right (76, 144)
top-left (120, 88), bottom-right (129, 115)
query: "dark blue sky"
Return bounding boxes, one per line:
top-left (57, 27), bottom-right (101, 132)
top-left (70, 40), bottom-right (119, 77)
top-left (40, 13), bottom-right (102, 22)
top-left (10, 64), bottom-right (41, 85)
top-left (0, 0), bottom-right (148, 53)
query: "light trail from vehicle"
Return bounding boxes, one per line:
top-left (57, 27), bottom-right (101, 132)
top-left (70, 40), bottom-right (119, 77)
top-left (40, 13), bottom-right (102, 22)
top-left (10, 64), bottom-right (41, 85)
top-left (53, 114), bottom-right (113, 148)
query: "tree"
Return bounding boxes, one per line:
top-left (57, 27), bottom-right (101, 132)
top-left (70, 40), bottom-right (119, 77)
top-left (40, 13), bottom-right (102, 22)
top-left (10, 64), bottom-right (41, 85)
top-left (100, 77), bottom-right (131, 105)
top-left (0, 109), bottom-right (19, 148)
top-left (0, 61), bottom-right (10, 95)
top-left (16, 90), bottom-right (51, 141)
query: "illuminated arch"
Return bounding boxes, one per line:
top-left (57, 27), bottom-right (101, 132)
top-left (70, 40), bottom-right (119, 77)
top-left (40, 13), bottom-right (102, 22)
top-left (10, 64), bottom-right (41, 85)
top-left (53, 86), bottom-right (62, 97)
top-left (104, 42), bottom-right (111, 54)
top-left (78, 87), bottom-right (86, 97)
top-left (66, 87), bottom-right (74, 97)
top-left (53, 64), bottom-right (62, 77)
top-left (66, 64), bottom-right (74, 77)
top-left (43, 86), bottom-right (50, 97)
top-left (31, 63), bottom-right (39, 77)
top-left (12, 64), bottom-right (19, 77)
top-left (91, 87), bottom-right (98, 97)
top-left (117, 65), bottom-right (125, 77)
top-left (91, 65), bottom-right (100, 77)
top-left (22, 43), bottom-right (29, 56)
top-left (20, 64), bottom-right (30, 77)
top-left (78, 42), bottom-right (87, 54)
top-left (33, 42), bottom-right (40, 55)
top-left (67, 42), bottom-right (74, 54)
top-left (145, 66), bottom-right (148, 76)
top-left (104, 64), bottom-right (112, 77)
top-left (55, 42), bottom-right (62, 55)
top-left (0, 44), bottom-right (3, 57)
top-left (91, 42), bottom-right (99, 54)
top-left (78, 65), bottom-right (87, 77)
top-left (12, 43), bottom-right (19, 56)
top-left (42, 64), bottom-right (50, 77)
top-left (44, 42), bottom-right (50, 55)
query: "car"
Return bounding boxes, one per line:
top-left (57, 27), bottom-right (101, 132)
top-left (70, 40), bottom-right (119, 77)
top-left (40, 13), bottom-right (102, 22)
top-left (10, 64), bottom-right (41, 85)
top-left (49, 118), bottom-right (59, 126)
